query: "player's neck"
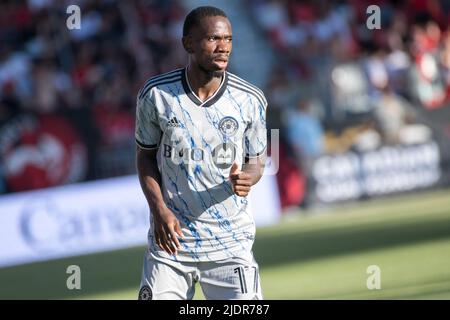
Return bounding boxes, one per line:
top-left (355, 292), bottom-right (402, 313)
top-left (186, 65), bottom-right (224, 102)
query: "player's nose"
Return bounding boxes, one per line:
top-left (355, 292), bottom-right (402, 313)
top-left (217, 40), bottom-right (230, 53)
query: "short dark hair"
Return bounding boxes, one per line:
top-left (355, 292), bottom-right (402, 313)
top-left (183, 6), bottom-right (228, 37)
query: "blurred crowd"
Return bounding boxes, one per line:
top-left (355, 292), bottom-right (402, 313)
top-left (247, 0), bottom-right (450, 207)
top-left (1, 0), bottom-right (450, 205)
top-left (0, 0), bottom-right (186, 193)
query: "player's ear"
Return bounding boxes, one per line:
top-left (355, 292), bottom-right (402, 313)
top-left (182, 36), bottom-right (194, 54)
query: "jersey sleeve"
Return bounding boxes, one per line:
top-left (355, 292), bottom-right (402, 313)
top-left (244, 96), bottom-right (268, 157)
top-left (135, 94), bottom-right (162, 150)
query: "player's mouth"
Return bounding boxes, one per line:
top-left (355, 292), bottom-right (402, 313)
top-left (212, 56), bottom-right (228, 69)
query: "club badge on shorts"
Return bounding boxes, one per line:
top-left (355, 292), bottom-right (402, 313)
top-left (138, 285), bottom-right (153, 300)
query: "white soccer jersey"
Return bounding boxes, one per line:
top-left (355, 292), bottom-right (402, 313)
top-left (135, 67), bottom-right (267, 262)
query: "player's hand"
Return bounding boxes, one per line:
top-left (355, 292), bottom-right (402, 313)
top-left (153, 206), bottom-right (183, 255)
top-left (229, 162), bottom-right (252, 197)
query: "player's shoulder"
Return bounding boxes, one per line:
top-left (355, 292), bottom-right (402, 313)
top-left (137, 68), bottom-right (184, 100)
top-left (226, 71), bottom-right (267, 107)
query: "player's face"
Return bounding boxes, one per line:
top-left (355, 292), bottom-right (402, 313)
top-left (188, 16), bottom-right (232, 74)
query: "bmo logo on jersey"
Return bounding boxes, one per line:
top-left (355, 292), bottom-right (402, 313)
top-left (162, 142), bottom-right (237, 169)
top-left (163, 144), bottom-right (205, 163)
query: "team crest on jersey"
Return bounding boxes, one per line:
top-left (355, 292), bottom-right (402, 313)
top-left (138, 285), bottom-right (153, 300)
top-left (219, 116), bottom-right (239, 137)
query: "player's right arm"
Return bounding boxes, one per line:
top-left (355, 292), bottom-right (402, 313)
top-left (135, 93), bottom-right (182, 255)
top-left (136, 147), bottom-right (182, 255)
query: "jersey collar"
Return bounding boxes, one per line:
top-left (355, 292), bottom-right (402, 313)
top-left (182, 67), bottom-right (228, 108)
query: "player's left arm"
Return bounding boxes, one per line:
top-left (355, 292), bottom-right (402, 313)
top-left (243, 153), bottom-right (266, 184)
top-left (230, 96), bottom-right (268, 197)
top-left (229, 153), bottom-right (266, 197)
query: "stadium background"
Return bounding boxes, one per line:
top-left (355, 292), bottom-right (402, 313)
top-left (0, 0), bottom-right (450, 299)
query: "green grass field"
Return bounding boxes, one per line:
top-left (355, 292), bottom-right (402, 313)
top-left (1, 189), bottom-right (450, 300)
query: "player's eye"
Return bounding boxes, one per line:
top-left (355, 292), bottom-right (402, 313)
top-left (207, 36), bottom-right (232, 42)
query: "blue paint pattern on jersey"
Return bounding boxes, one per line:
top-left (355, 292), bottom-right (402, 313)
top-left (135, 68), bottom-right (267, 262)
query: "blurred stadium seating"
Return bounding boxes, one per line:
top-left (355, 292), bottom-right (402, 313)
top-left (246, 0), bottom-right (450, 208)
top-left (0, 0), bottom-right (187, 193)
top-left (1, 0), bottom-right (449, 207)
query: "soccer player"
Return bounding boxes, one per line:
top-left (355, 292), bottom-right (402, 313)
top-left (135, 6), bottom-right (268, 300)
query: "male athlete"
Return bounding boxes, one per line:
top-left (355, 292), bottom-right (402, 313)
top-left (135, 6), bottom-right (267, 300)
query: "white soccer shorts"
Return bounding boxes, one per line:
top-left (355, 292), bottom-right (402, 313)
top-left (138, 250), bottom-right (263, 300)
